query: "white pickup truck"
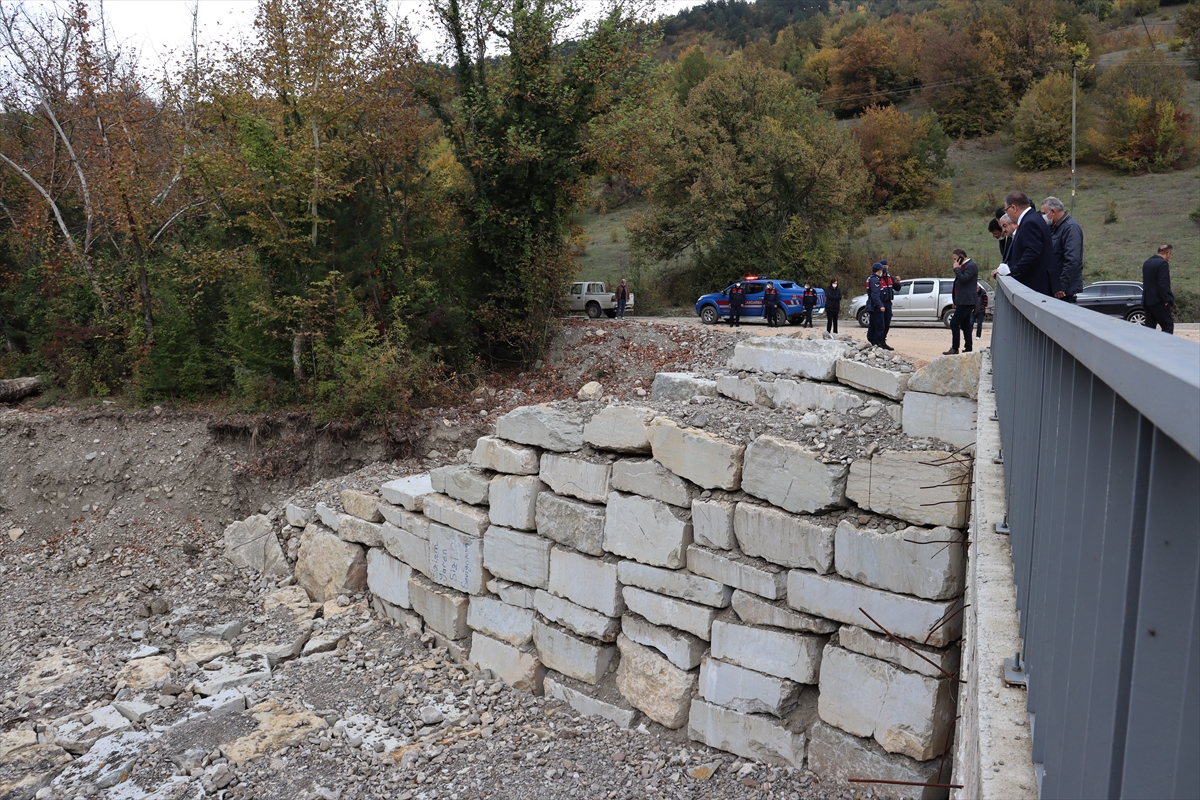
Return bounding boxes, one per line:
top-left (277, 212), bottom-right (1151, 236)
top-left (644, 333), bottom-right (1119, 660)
top-left (566, 281), bottom-right (634, 318)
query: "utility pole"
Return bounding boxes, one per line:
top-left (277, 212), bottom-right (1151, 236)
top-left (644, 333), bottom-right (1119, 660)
top-left (1070, 58), bottom-right (1077, 215)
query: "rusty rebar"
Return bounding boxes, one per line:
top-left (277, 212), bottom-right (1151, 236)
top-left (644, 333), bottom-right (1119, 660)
top-left (857, 607), bottom-right (965, 684)
top-left (925, 601), bottom-right (969, 645)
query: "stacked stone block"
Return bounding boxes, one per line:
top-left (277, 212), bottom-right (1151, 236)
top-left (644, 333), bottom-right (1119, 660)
top-left (282, 340), bottom-right (975, 795)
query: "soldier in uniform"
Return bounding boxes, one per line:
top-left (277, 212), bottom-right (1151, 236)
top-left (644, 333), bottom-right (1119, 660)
top-left (801, 282), bottom-right (818, 327)
top-left (728, 282), bottom-right (745, 327)
top-left (879, 260), bottom-right (898, 343)
top-left (763, 282), bottom-right (781, 327)
top-left (867, 263), bottom-right (890, 349)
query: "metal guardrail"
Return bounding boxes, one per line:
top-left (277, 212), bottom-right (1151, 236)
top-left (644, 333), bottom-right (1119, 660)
top-left (991, 277), bottom-right (1199, 799)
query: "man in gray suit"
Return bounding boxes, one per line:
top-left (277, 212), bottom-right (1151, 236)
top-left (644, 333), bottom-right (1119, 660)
top-left (945, 248), bottom-right (979, 355)
top-left (1040, 196), bottom-right (1084, 303)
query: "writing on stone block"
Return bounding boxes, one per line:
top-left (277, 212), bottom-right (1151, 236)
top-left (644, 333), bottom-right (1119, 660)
top-left (430, 537), bottom-right (473, 593)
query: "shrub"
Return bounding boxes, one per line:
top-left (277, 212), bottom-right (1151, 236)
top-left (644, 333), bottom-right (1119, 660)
top-left (851, 106), bottom-right (950, 210)
top-left (1012, 73), bottom-right (1086, 171)
top-left (1087, 50), bottom-right (1192, 172)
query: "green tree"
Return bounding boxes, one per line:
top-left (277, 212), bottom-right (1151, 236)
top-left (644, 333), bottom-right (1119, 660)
top-left (423, 0), bottom-right (660, 364)
top-left (1087, 48), bottom-right (1192, 172)
top-left (851, 106), bottom-right (950, 210)
top-left (1180, 2), bottom-right (1200, 75)
top-left (672, 45), bottom-right (714, 104)
top-left (633, 61), bottom-right (870, 291)
top-left (919, 25), bottom-right (1011, 137)
top-left (1012, 72), bottom-right (1086, 171)
top-left (825, 24), bottom-right (903, 114)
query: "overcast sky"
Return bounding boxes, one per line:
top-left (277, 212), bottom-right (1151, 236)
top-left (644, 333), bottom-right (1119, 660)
top-left (85, 0), bottom-right (697, 66)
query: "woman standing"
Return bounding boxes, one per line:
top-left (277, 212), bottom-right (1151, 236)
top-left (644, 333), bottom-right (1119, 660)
top-left (825, 279), bottom-right (842, 333)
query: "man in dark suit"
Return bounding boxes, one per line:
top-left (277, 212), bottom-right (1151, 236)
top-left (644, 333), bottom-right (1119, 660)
top-left (1003, 191), bottom-right (1060, 297)
top-left (1142, 244), bottom-right (1175, 334)
top-left (945, 248), bottom-right (979, 355)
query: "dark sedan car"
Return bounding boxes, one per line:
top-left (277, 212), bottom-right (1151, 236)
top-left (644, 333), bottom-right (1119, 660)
top-left (1075, 281), bottom-right (1146, 324)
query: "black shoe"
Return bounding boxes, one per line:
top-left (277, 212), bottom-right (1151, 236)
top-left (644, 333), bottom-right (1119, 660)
top-left (881, 344), bottom-right (894, 350)
top-left (943, 348), bottom-right (959, 355)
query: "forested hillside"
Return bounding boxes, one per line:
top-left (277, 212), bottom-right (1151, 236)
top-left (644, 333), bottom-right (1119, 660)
top-left (1, 0), bottom-right (1197, 419)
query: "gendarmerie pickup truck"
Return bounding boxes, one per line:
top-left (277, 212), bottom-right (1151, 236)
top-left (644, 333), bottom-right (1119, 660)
top-left (566, 281), bottom-right (635, 319)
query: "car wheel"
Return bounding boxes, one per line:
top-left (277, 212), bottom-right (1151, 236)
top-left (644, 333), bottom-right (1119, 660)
top-left (787, 312), bottom-right (801, 326)
top-left (1125, 309), bottom-right (1147, 325)
top-left (586, 302), bottom-right (602, 319)
top-left (604, 309), bottom-right (616, 319)
top-left (856, 308), bottom-right (870, 328)
top-left (941, 307), bottom-right (955, 328)
top-left (699, 304), bottom-right (719, 324)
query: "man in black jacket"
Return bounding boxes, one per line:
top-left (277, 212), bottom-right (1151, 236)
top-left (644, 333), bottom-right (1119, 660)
top-left (1142, 244), bottom-right (1175, 334)
top-left (1041, 196), bottom-right (1084, 302)
top-left (1004, 191), bottom-right (1060, 296)
top-left (945, 249), bottom-right (979, 355)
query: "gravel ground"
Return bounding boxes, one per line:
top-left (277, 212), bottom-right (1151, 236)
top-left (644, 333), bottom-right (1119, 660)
top-left (0, 317), bottom-right (928, 800)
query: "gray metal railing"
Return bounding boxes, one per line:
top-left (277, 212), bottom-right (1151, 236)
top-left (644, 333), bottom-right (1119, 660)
top-left (991, 277), bottom-right (1199, 799)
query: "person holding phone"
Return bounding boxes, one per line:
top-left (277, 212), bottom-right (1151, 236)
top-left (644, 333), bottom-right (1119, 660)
top-left (945, 248), bottom-right (978, 355)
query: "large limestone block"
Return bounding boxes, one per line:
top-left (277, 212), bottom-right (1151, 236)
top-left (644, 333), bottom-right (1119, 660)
top-left (687, 699), bottom-right (806, 768)
top-left (548, 547), bottom-right (624, 617)
top-left (341, 489), bottom-right (383, 522)
top-left (487, 475), bottom-right (545, 531)
top-left (731, 590), bottom-right (838, 634)
top-left (907, 350), bottom-right (982, 399)
top-left (728, 337), bottom-right (851, 381)
top-left (615, 634), bottom-right (696, 730)
top-left (603, 491), bottom-right (693, 569)
top-left (650, 372), bottom-right (718, 401)
top-left (692, 499), bottom-right (736, 550)
top-left (650, 418), bottom-right (743, 491)
top-left (734, 502), bottom-right (834, 572)
top-left (470, 436), bottom-right (540, 475)
top-left (539, 454), bottom-right (611, 504)
top-left (710, 619), bottom-right (826, 684)
top-left (772, 378), bottom-right (867, 413)
top-left (381, 522), bottom-right (431, 576)
top-left (902, 391), bottom-right (978, 449)
top-left (582, 405), bottom-right (655, 453)
top-left (621, 613), bottom-right (707, 670)
top-left (616, 560), bottom-right (732, 608)
top-left (839, 625), bottom-right (960, 680)
top-left (687, 545), bottom-right (786, 600)
top-left (223, 515), bottom-right (289, 576)
top-left (622, 586), bottom-right (717, 641)
top-left (466, 596), bottom-right (535, 646)
top-left (611, 459), bottom-right (698, 508)
top-left (835, 521), bottom-right (965, 601)
top-left (295, 524), bottom-right (367, 603)
top-left (716, 374), bottom-right (776, 407)
top-left (337, 515), bottom-right (384, 548)
top-left (532, 619), bottom-right (616, 685)
top-left (380, 474), bottom-right (435, 511)
top-left (835, 359), bottom-right (910, 401)
top-left (423, 493), bottom-right (490, 537)
top-left (367, 548), bottom-right (412, 609)
top-left (535, 492), bottom-right (606, 556)
top-left (430, 465), bottom-right (492, 506)
top-left (807, 721), bottom-right (951, 800)
top-left (315, 502), bottom-right (340, 531)
top-left (700, 656), bottom-right (801, 718)
top-left (469, 634), bottom-right (545, 693)
top-left (496, 404), bottom-right (585, 452)
top-left (535, 590), bottom-right (621, 642)
top-left (786, 571), bottom-right (962, 647)
top-left (428, 523), bottom-right (488, 595)
top-left (818, 645), bottom-right (955, 761)
top-left (741, 435), bottom-right (848, 514)
top-left (487, 579), bottom-right (537, 609)
top-left (378, 506), bottom-right (429, 538)
top-left (483, 525), bottom-right (551, 588)
top-left (846, 450), bottom-right (972, 529)
top-left (544, 675), bottom-right (638, 728)
top-left (285, 504), bottom-right (312, 527)
top-left (408, 574), bottom-right (469, 639)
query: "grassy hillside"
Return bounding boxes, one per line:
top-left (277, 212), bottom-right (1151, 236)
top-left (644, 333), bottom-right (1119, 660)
top-left (571, 77), bottom-right (1200, 318)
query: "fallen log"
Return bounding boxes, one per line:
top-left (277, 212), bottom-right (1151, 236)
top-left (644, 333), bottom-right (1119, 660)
top-left (0, 376), bottom-right (42, 402)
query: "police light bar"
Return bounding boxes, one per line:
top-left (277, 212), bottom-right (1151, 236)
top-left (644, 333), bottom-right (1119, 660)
top-left (744, 275), bottom-right (759, 280)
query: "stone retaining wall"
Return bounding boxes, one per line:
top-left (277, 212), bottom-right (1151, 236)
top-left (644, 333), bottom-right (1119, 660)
top-left (234, 339), bottom-right (981, 800)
